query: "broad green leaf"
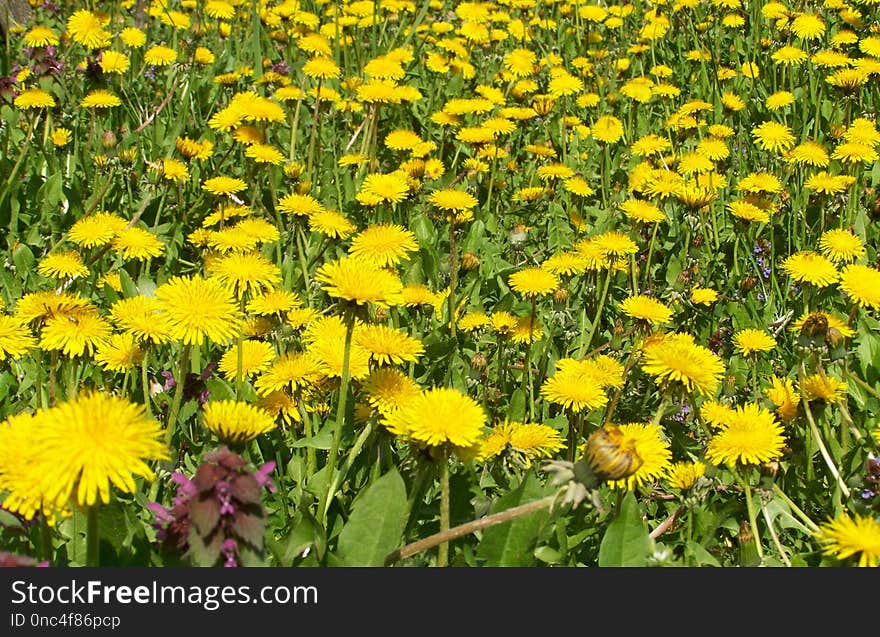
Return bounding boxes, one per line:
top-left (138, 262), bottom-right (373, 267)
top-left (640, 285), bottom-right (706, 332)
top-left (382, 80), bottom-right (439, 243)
top-left (598, 492), bottom-right (651, 566)
top-left (507, 388), bottom-right (526, 422)
top-left (336, 468), bottom-right (407, 566)
top-left (12, 243), bottom-right (34, 274)
top-left (38, 172), bottom-right (64, 216)
top-left (685, 541), bottom-right (721, 567)
top-left (477, 472), bottom-right (551, 567)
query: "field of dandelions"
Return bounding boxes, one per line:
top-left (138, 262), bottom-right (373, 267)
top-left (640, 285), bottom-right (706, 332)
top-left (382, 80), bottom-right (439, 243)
top-left (1, 0), bottom-right (880, 568)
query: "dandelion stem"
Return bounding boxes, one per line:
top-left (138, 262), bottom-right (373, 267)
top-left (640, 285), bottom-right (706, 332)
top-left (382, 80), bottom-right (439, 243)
top-left (800, 363), bottom-right (851, 500)
top-left (236, 295), bottom-right (246, 400)
top-left (771, 483), bottom-right (820, 533)
top-left (165, 343), bottom-right (192, 449)
top-left (523, 297), bottom-right (537, 421)
top-left (318, 304), bottom-right (355, 525)
top-left (438, 447), bottom-right (450, 567)
top-left (642, 222), bottom-right (660, 290)
top-left (579, 268), bottom-right (612, 357)
top-left (448, 221), bottom-right (458, 339)
top-left (141, 349), bottom-right (153, 420)
top-left (40, 516), bottom-right (53, 564)
top-left (86, 505), bottom-right (100, 567)
top-left (306, 80), bottom-right (322, 181)
top-left (1, 111), bottom-right (41, 244)
top-left (738, 470), bottom-right (764, 561)
top-left (761, 502), bottom-right (792, 566)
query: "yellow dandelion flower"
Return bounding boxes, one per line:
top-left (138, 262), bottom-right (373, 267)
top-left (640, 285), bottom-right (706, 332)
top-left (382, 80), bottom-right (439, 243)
top-left (705, 403), bottom-right (785, 466)
top-left (348, 224), bottom-right (418, 268)
top-left (815, 513), bottom-right (880, 567)
top-left (38, 251), bottom-right (89, 280)
top-left (202, 400), bottom-right (277, 445)
top-left (781, 251), bottom-right (839, 287)
top-left (641, 332), bottom-right (724, 396)
top-left (154, 276), bottom-right (241, 345)
top-left (605, 423), bottom-right (672, 491)
top-left (382, 387), bottom-right (486, 447)
top-left (733, 328), bottom-right (776, 356)
top-left (315, 256), bottom-right (403, 307)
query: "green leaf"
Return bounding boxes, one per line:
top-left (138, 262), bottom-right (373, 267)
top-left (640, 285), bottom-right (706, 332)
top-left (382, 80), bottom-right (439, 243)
top-left (598, 492), bottom-right (652, 566)
top-left (12, 243), bottom-right (35, 274)
top-left (119, 269), bottom-right (139, 298)
top-left (477, 472), bottom-right (551, 566)
top-left (291, 421), bottom-right (334, 449)
top-left (0, 508), bottom-right (24, 530)
top-left (507, 388), bottom-right (526, 422)
top-left (38, 172), bottom-right (64, 216)
top-left (685, 541), bottom-right (721, 566)
top-left (335, 468), bottom-right (407, 566)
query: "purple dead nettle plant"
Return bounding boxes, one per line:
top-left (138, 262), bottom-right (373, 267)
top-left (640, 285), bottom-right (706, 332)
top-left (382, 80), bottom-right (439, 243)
top-left (149, 447), bottom-right (276, 567)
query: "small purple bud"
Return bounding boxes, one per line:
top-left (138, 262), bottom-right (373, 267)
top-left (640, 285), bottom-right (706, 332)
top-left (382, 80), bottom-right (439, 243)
top-left (255, 461), bottom-right (277, 493)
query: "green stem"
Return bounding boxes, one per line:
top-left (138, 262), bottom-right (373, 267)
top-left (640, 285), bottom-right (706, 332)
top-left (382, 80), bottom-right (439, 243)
top-left (448, 222), bottom-right (458, 338)
top-left (0, 111), bottom-right (41, 241)
top-left (761, 502), bottom-right (792, 566)
top-left (523, 297), bottom-right (537, 421)
top-left (579, 268), bottom-right (612, 357)
top-left (306, 80), bottom-right (323, 180)
top-left (323, 421), bottom-right (376, 513)
top-left (641, 222), bottom-right (660, 290)
top-left (438, 448), bottom-right (450, 567)
top-left (318, 305), bottom-right (356, 524)
top-left (86, 505), bottom-right (100, 567)
top-left (164, 344), bottom-right (192, 448)
top-left (141, 349), bottom-right (153, 419)
top-left (40, 516), bottom-right (53, 564)
top-left (739, 470), bottom-right (764, 561)
top-left (236, 295), bottom-right (247, 400)
top-left (771, 483), bottom-right (820, 533)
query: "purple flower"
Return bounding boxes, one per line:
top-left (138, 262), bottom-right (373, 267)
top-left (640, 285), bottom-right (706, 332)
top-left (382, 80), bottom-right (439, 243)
top-left (222, 539), bottom-right (238, 567)
top-left (255, 462), bottom-right (277, 494)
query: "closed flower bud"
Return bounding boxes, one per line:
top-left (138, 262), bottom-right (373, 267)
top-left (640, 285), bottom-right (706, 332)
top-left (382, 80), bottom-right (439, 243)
top-left (585, 425), bottom-right (643, 481)
top-left (471, 351), bottom-right (487, 371)
top-left (533, 95), bottom-right (555, 116)
top-left (760, 459), bottom-right (779, 478)
top-left (296, 180), bottom-right (312, 195)
top-left (553, 287), bottom-right (569, 304)
top-left (284, 161), bottom-right (304, 179)
top-left (461, 251), bottom-right (480, 270)
top-left (101, 130), bottom-right (117, 149)
top-left (374, 307), bottom-right (389, 322)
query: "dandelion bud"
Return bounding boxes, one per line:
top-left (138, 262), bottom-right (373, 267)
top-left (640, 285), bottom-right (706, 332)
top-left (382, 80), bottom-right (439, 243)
top-left (470, 351), bottom-right (487, 371)
top-left (119, 148), bottom-right (137, 164)
top-left (461, 251), bottom-right (480, 270)
top-left (585, 425), bottom-right (643, 482)
top-left (101, 130), bottom-right (117, 149)
top-left (284, 161), bottom-right (304, 179)
top-left (553, 287), bottom-right (569, 304)
top-left (296, 180), bottom-right (312, 195)
top-left (740, 275), bottom-right (756, 291)
top-left (760, 459), bottom-right (779, 478)
top-left (375, 307), bottom-right (389, 322)
top-left (533, 94), bottom-right (555, 116)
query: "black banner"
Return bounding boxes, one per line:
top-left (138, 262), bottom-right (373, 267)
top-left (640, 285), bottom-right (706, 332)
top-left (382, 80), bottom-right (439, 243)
top-left (0, 566), bottom-right (869, 633)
